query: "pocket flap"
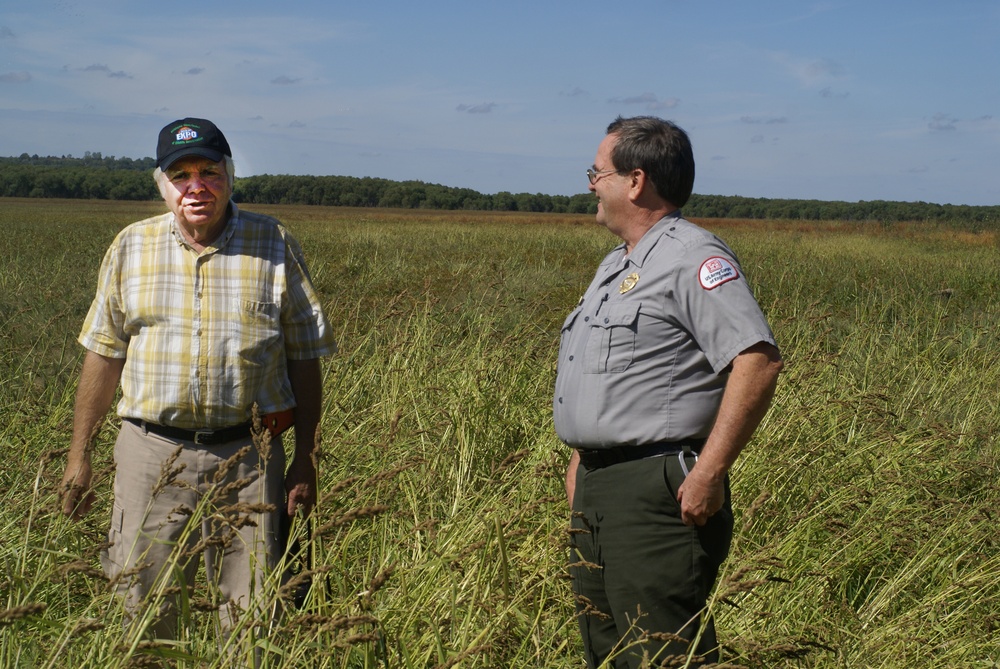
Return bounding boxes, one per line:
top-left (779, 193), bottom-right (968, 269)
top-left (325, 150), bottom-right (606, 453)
top-left (594, 302), bottom-right (641, 328)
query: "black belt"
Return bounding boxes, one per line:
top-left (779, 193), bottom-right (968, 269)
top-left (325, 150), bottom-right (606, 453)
top-left (125, 418), bottom-right (253, 446)
top-left (576, 439), bottom-right (706, 469)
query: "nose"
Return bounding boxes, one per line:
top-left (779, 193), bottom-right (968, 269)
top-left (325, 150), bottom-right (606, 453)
top-left (184, 174), bottom-right (208, 193)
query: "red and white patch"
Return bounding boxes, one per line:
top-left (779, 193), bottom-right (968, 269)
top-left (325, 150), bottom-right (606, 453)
top-left (698, 256), bottom-right (739, 290)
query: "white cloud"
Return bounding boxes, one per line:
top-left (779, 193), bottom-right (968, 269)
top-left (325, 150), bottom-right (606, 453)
top-left (741, 116), bottom-right (788, 125)
top-left (771, 52), bottom-right (850, 88)
top-left (928, 113), bottom-right (958, 131)
top-left (819, 87), bottom-right (849, 99)
top-left (0, 71), bottom-right (31, 83)
top-left (456, 102), bottom-right (497, 114)
top-left (607, 93), bottom-right (680, 111)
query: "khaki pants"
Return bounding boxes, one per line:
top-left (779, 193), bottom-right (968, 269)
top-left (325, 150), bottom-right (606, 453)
top-left (569, 452), bottom-right (733, 668)
top-left (103, 419), bottom-right (285, 641)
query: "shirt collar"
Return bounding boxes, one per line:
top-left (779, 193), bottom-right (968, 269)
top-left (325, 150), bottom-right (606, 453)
top-left (171, 200), bottom-right (239, 252)
top-left (610, 210), bottom-right (683, 269)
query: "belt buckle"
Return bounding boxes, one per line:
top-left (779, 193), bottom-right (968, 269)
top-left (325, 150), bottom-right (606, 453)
top-left (193, 430), bottom-right (213, 445)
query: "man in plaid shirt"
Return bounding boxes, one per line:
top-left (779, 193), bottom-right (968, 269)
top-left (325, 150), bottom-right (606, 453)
top-left (59, 118), bottom-right (337, 644)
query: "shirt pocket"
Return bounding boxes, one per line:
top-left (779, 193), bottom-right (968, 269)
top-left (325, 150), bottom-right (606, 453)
top-left (236, 300), bottom-right (281, 365)
top-left (585, 301), bottom-right (641, 374)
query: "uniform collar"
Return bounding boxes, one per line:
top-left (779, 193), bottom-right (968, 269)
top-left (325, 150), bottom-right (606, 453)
top-left (611, 210), bottom-right (683, 269)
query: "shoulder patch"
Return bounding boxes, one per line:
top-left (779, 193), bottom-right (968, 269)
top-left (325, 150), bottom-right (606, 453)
top-left (698, 256), bottom-right (739, 290)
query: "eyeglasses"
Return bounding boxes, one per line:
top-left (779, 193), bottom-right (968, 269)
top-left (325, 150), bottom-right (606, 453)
top-left (586, 166), bottom-right (618, 185)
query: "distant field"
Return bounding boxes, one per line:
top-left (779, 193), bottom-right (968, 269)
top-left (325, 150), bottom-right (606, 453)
top-left (1, 198), bottom-right (998, 668)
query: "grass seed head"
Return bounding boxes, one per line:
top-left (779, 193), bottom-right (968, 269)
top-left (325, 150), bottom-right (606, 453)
top-left (0, 603), bottom-right (47, 626)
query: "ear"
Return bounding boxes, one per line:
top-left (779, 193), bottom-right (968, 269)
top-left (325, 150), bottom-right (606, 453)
top-left (626, 168), bottom-right (647, 203)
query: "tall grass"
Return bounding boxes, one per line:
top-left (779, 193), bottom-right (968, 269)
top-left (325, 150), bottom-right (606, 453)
top-left (0, 199), bottom-right (997, 667)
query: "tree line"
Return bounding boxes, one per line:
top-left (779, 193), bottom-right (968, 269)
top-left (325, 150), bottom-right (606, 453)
top-left (2, 153), bottom-right (997, 227)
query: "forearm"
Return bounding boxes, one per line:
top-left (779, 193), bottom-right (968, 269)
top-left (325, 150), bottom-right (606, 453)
top-left (698, 342), bottom-right (783, 480)
top-left (284, 357), bottom-right (324, 515)
top-left (676, 342), bottom-right (781, 525)
top-left (287, 357), bottom-right (323, 460)
top-left (62, 350), bottom-right (124, 518)
top-left (68, 351), bottom-right (125, 463)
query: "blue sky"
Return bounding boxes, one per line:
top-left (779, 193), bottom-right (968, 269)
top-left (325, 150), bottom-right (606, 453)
top-left (1, 1), bottom-right (997, 205)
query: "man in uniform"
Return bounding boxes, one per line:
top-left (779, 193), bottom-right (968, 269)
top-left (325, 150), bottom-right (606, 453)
top-left (555, 116), bottom-right (783, 667)
top-left (59, 118), bottom-right (337, 643)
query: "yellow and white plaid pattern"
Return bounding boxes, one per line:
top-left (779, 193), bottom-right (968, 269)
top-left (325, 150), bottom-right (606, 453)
top-left (80, 204), bottom-right (336, 429)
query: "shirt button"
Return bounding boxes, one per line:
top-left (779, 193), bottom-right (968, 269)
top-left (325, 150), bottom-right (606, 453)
top-left (568, 355), bottom-right (574, 361)
top-left (558, 397), bottom-right (563, 404)
top-left (604, 318), bottom-right (610, 323)
top-left (584, 317), bottom-right (590, 322)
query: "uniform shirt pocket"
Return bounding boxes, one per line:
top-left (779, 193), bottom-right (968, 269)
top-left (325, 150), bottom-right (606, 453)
top-left (585, 301), bottom-right (641, 374)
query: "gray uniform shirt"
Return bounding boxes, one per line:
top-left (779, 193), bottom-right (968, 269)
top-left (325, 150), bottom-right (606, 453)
top-left (553, 213), bottom-right (777, 448)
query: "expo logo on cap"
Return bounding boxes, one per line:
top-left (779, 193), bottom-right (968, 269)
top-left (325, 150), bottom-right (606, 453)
top-left (172, 125), bottom-right (202, 146)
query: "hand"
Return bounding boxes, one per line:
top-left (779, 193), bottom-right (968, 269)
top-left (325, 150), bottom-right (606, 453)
top-left (60, 458), bottom-right (96, 520)
top-left (676, 465), bottom-right (725, 527)
top-left (284, 455), bottom-right (318, 517)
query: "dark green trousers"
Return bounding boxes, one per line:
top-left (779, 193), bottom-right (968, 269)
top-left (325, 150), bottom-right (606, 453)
top-left (569, 451), bottom-right (733, 668)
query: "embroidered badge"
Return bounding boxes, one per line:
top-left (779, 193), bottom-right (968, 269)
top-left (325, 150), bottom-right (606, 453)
top-left (698, 257), bottom-right (739, 290)
top-left (619, 272), bottom-right (639, 294)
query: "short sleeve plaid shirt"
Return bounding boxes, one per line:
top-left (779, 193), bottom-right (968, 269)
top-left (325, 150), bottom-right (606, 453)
top-left (79, 204), bottom-right (337, 429)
